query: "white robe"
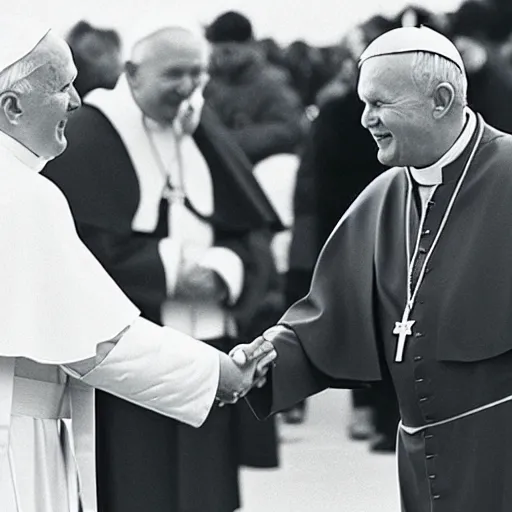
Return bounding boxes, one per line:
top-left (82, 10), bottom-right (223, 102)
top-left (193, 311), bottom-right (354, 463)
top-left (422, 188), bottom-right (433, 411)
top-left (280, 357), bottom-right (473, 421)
top-left (0, 131), bottom-right (221, 511)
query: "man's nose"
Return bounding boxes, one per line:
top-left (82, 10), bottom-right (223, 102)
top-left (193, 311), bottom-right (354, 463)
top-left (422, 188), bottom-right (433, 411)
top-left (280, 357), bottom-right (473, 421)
top-left (361, 104), bottom-right (377, 129)
top-left (176, 75), bottom-right (195, 97)
top-left (68, 85), bottom-right (82, 112)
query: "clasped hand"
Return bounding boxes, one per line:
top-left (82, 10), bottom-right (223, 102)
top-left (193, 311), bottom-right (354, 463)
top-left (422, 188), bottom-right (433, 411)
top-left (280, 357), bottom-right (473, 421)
top-left (217, 337), bottom-right (277, 406)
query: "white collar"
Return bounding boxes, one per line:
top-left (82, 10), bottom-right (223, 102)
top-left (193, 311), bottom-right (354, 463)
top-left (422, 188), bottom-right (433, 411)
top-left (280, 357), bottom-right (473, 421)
top-left (143, 115), bottom-right (174, 134)
top-left (0, 129), bottom-right (49, 173)
top-left (409, 108), bottom-right (477, 186)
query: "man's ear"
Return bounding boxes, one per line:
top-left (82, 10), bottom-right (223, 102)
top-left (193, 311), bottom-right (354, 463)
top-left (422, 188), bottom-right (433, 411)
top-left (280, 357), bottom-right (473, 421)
top-left (432, 82), bottom-right (455, 119)
top-left (0, 92), bottom-right (23, 124)
top-left (125, 61), bottom-right (137, 80)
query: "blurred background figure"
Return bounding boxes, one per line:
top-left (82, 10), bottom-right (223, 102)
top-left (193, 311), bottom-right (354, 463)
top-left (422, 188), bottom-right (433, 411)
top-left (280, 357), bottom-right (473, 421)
top-left (66, 20), bottom-right (123, 97)
top-left (450, 0), bottom-right (512, 134)
top-left (282, 40), bottom-right (332, 108)
top-left (204, 11), bottom-right (306, 165)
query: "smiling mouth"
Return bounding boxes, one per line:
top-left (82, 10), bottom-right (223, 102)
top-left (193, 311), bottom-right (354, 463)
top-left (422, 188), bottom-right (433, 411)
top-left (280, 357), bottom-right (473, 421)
top-left (373, 133), bottom-right (391, 141)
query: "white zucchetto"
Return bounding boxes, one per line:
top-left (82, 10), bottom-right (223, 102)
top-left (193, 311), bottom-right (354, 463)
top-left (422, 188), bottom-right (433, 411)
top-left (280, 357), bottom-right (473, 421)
top-left (0, 16), bottom-right (51, 74)
top-left (359, 26), bottom-right (465, 74)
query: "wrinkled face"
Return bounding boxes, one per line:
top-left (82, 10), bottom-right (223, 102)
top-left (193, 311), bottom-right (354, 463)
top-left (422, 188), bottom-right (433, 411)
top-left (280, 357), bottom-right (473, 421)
top-left (358, 54), bottom-right (437, 168)
top-left (18, 36), bottom-right (81, 158)
top-left (128, 35), bottom-right (208, 125)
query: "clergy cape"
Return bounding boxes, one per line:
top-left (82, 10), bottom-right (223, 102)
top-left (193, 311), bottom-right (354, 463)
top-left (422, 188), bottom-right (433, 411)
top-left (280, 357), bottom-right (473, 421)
top-left (43, 101), bottom-right (283, 512)
top-left (249, 117), bottom-right (512, 511)
top-left (0, 141), bottom-right (139, 363)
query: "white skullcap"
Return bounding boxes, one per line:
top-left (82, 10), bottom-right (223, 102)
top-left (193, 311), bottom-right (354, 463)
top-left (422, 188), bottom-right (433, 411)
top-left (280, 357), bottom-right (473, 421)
top-left (0, 16), bottom-right (51, 74)
top-left (359, 26), bottom-right (465, 74)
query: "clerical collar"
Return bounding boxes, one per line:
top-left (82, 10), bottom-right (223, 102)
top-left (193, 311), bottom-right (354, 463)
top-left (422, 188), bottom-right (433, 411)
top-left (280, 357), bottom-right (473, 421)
top-left (0, 129), bottom-right (49, 172)
top-left (409, 108), bottom-right (477, 186)
top-left (143, 115), bottom-right (174, 134)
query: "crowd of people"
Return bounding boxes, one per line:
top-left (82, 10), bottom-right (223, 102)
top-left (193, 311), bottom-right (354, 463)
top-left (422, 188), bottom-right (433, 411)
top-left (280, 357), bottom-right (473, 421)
top-left (3, 0), bottom-right (512, 510)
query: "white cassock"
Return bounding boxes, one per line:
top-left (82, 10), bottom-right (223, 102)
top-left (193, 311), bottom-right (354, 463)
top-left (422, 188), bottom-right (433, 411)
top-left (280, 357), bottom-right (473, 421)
top-left (0, 130), bottom-right (221, 512)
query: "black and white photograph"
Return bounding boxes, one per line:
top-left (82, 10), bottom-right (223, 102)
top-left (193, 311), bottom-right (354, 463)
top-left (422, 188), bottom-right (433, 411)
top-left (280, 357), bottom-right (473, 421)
top-left (0, 0), bottom-right (510, 510)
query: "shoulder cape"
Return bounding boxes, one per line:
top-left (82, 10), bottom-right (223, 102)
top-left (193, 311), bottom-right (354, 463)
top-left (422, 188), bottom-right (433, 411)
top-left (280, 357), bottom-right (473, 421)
top-left (0, 151), bottom-right (139, 363)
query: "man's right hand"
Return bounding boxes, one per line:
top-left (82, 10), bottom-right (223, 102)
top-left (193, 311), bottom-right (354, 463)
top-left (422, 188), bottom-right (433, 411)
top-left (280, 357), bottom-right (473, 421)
top-left (216, 337), bottom-right (277, 405)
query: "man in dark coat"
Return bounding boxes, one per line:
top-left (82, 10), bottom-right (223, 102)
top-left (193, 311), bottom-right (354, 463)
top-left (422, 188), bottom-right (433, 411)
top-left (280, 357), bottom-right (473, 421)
top-left (451, 0), bottom-right (512, 135)
top-left (204, 11), bottom-right (305, 164)
top-left (236, 27), bottom-right (512, 511)
top-left (44, 26), bottom-right (282, 512)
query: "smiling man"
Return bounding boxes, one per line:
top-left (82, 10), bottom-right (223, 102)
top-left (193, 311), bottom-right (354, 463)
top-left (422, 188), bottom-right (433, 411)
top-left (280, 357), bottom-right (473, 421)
top-left (44, 25), bottom-right (282, 512)
top-left (0, 18), bottom-right (277, 512)
top-left (237, 26), bottom-right (512, 511)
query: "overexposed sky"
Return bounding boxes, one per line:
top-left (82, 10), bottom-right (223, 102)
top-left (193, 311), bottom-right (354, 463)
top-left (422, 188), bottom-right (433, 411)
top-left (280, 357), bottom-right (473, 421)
top-left (15, 0), bottom-right (464, 47)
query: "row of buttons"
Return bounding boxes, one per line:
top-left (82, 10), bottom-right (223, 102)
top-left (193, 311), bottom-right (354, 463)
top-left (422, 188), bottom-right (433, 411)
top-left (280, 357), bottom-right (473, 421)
top-left (424, 432), bottom-right (440, 502)
top-left (420, 195), bottom-right (440, 503)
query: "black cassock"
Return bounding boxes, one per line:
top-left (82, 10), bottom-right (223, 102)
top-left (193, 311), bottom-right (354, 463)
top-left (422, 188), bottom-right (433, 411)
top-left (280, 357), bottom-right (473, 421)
top-left (44, 104), bottom-right (283, 512)
top-left (249, 117), bottom-right (512, 511)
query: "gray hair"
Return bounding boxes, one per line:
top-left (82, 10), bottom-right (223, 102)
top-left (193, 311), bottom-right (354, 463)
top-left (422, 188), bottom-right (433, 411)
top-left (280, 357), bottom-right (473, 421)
top-left (0, 35), bottom-right (51, 95)
top-left (411, 51), bottom-right (468, 107)
top-left (130, 26), bottom-right (210, 65)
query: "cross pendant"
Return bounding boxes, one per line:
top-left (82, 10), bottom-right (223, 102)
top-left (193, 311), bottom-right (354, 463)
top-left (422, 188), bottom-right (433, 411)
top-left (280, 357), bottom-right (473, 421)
top-left (393, 308), bottom-right (416, 362)
top-left (163, 186), bottom-right (185, 204)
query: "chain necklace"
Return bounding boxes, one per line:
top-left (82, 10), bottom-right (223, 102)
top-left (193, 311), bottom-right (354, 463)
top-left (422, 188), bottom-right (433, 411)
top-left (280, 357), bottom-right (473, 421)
top-left (393, 120), bottom-right (484, 362)
top-left (142, 115), bottom-right (186, 205)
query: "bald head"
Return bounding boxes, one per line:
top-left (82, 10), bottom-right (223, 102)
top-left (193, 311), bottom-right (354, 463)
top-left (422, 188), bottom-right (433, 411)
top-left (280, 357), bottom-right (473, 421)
top-left (130, 27), bottom-right (209, 65)
top-left (0, 31), bottom-right (73, 95)
top-left (126, 26), bottom-right (210, 125)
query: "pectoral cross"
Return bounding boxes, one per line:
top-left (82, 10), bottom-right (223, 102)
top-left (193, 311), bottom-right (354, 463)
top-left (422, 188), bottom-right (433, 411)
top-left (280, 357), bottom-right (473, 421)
top-left (393, 307), bottom-right (416, 362)
top-left (162, 184), bottom-right (185, 205)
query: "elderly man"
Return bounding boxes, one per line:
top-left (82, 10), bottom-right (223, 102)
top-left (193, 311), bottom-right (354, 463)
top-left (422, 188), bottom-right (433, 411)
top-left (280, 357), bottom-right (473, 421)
top-left (236, 26), bottom-right (512, 511)
top-left (44, 25), bottom-right (281, 512)
top-left (0, 18), bottom-right (274, 512)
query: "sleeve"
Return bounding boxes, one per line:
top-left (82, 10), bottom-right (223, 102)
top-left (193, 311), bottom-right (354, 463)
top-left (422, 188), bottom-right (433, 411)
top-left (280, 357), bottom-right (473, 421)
top-left (246, 326), bottom-right (358, 420)
top-left (199, 246), bottom-right (244, 305)
top-left (64, 317), bottom-right (220, 428)
top-left (158, 237), bottom-right (182, 295)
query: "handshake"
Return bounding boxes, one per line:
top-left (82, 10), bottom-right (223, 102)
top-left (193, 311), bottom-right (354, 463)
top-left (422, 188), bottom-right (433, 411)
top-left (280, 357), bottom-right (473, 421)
top-left (216, 336), bottom-right (278, 406)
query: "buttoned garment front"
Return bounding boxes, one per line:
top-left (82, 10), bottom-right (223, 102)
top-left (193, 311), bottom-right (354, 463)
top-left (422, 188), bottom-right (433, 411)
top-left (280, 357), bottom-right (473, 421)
top-left (378, 136), bottom-right (512, 512)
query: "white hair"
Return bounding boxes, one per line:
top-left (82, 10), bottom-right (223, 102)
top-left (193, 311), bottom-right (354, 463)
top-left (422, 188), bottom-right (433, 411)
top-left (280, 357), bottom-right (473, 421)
top-left (411, 51), bottom-right (468, 107)
top-left (130, 26), bottom-right (210, 65)
top-left (0, 35), bottom-right (52, 95)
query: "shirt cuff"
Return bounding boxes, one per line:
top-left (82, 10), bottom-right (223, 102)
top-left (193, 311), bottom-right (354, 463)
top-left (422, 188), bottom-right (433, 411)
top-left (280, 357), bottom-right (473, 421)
top-left (158, 238), bottom-right (181, 295)
top-left (69, 318), bottom-right (220, 428)
top-left (200, 247), bottom-right (244, 305)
